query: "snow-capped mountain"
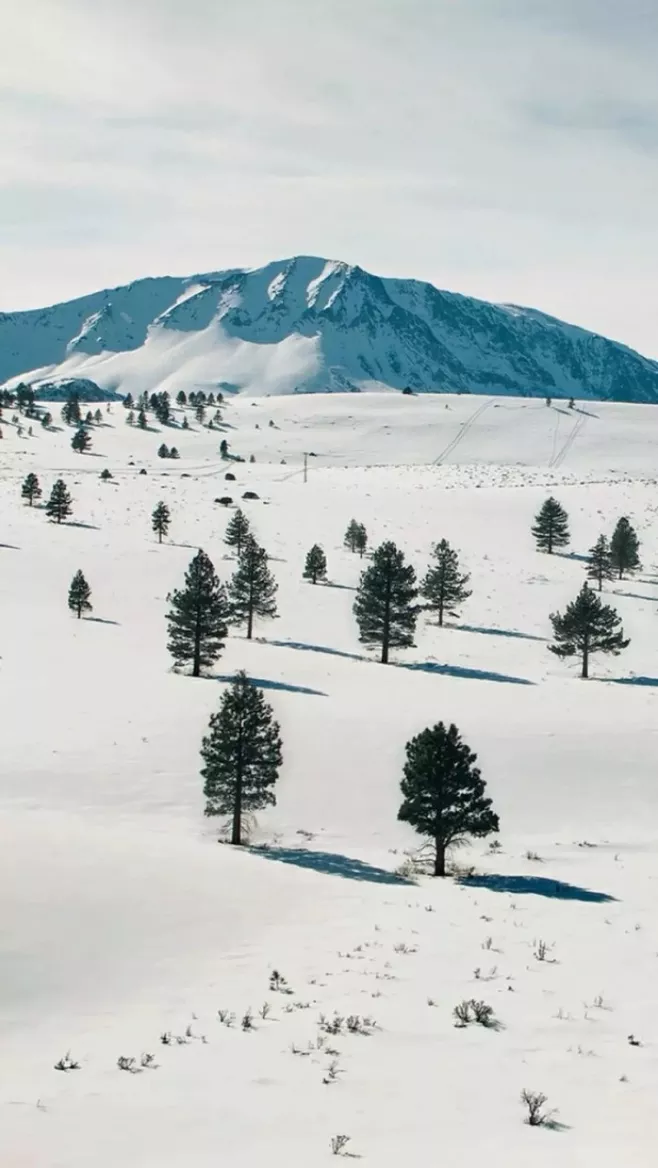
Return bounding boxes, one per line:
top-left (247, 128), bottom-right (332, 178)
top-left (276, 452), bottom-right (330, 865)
top-left (2, 256), bottom-right (657, 402)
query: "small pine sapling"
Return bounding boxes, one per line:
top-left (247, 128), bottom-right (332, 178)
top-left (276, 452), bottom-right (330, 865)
top-left (21, 472), bottom-right (42, 506)
top-left (303, 544), bottom-right (327, 584)
top-left (152, 501), bottom-right (171, 543)
top-left (68, 570), bottom-right (92, 619)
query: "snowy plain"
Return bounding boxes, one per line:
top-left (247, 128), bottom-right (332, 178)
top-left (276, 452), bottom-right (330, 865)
top-left (2, 391), bottom-right (658, 1166)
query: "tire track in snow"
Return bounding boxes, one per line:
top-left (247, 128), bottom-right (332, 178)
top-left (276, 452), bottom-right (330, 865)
top-left (433, 398), bottom-right (495, 465)
top-left (550, 412), bottom-right (587, 469)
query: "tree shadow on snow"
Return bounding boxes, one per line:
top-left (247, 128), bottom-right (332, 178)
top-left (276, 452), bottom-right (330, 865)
top-left (250, 846), bottom-right (413, 885)
top-left (555, 551), bottom-right (589, 563)
top-left (609, 676), bottom-right (658, 687)
top-left (0, 543), bottom-right (20, 550)
top-left (454, 623), bottom-right (545, 642)
top-left (64, 520), bottom-right (101, 530)
top-left (611, 590), bottom-right (656, 602)
top-left (460, 874), bottom-right (616, 902)
top-left (401, 661), bottom-right (534, 686)
top-left (323, 580), bottom-right (357, 591)
top-left (84, 616), bottom-right (120, 626)
top-left (211, 673), bottom-right (327, 697)
top-left (266, 638), bottom-right (365, 663)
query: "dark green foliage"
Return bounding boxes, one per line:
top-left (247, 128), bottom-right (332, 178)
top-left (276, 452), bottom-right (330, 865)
top-left (68, 570), bottom-right (92, 619)
top-left (610, 517), bottom-right (641, 579)
top-left (41, 412), bottom-right (53, 428)
top-left (182, 416), bottom-right (190, 430)
top-left (61, 393), bottom-right (82, 426)
top-left (154, 392), bottom-right (171, 425)
top-left (195, 403), bottom-right (206, 424)
top-left (84, 411), bottom-right (94, 426)
top-left (45, 479), bottom-right (73, 524)
top-left (138, 409), bottom-right (148, 429)
top-left (303, 544), bottom-right (327, 584)
top-left (549, 583), bottom-right (629, 678)
top-left (229, 537), bottom-right (278, 640)
top-left (421, 540), bottom-right (471, 626)
top-left (201, 671), bottom-right (283, 845)
top-left (126, 410), bottom-right (135, 426)
top-left (176, 391), bottom-right (187, 406)
top-left (71, 426), bottom-right (92, 453)
top-left (586, 534), bottom-right (614, 591)
top-left (344, 519), bottom-right (368, 556)
top-left (124, 393), bottom-right (134, 409)
top-left (21, 472), bottom-right (41, 506)
top-left (16, 384), bottom-right (35, 413)
top-left (152, 501), bottom-right (171, 543)
top-left (100, 469), bottom-right (113, 480)
top-left (224, 508), bottom-right (251, 556)
top-left (94, 409), bottom-right (103, 424)
top-left (353, 541), bottom-right (418, 664)
top-left (166, 549), bottom-right (230, 676)
top-left (169, 446), bottom-right (180, 459)
top-left (220, 438), bottom-right (229, 458)
top-left (398, 722), bottom-right (499, 876)
top-left (158, 443), bottom-right (170, 459)
top-left (531, 497), bottom-right (570, 554)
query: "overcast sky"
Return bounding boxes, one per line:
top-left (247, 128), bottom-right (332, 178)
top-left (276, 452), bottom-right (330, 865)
top-left (2, 0), bottom-right (657, 354)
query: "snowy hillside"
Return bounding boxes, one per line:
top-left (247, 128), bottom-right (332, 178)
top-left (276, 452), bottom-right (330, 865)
top-left (3, 392), bottom-right (658, 1166)
top-left (3, 256), bottom-right (658, 402)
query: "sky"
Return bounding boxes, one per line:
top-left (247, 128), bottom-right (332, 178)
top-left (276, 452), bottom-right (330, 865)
top-left (2, 0), bottom-right (657, 355)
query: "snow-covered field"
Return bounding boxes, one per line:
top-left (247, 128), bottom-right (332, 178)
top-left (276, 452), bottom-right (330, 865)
top-left (2, 392), bottom-right (658, 1166)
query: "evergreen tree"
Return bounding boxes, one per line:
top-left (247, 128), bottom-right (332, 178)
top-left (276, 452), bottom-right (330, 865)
top-left (610, 517), bottom-right (641, 579)
top-left (176, 390), bottom-right (187, 406)
top-left (220, 438), bottom-right (229, 458)
top-left (224, 508), bottom-right (251, 557)
top-left (41, 412), bottom-right (52, 429)
top-left (353, 541), bottom-right (419, 664)
top-left (68, 570), bottom-right (92, 619)
top-left (344, 518), bottom-right (363, 553)
top-left (195, 403), bottom-right (206, 425)
top-left (169, 446), bottom-right (180, 459)
top-left (354, 523), bottom-right (368, 557)
top-left (158, 443), bottom-right (170, 459)
top-left (61, 393), bottom-right (82, 426)
top-left (126, 410), bottom-right (135, 426)
top-left (84, 411), bottom-right (94, 426)
top-left (586, 534), bottom-right (614, 591)
top-left (45, 479), bottom-right (73, 524)
top-left (94, 408), bottom-right (103, 423)
top-left (398, 722), bottom-right (499, 876)
top-left (228, 536), bottom-right (278, 639)
top-left (201, 671), bottom-right (283, 845)
top-left (303, 544), bottom-right (327, 584)
top-left (152, 501), bottom-right (171, 543)
top-left (71, 426), bottom-right (92, 453)
top-left (21, 472), bottom-right (41, 506)
top-left (421, 539), bottom-right (471, 626)
top-left (182, 416), bottom-right (190, 430)
top-left (166, 550), bottom-right (230, 677)
top-left (531, 497), bottom-right (570, 554)
top-left (549, 583), bottom-right (629, 679)
top-left (138, 409), bottom-right (148, 430)
top-left (123, 393), bottom-right (134, 410)
top-left (154, 392), bottom-right (171, 425)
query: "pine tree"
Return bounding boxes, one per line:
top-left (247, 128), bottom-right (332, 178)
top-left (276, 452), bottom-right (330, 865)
top-left (224, 509), bottom-right (251, 557)
top-left (549, 583), bottom-right (629, 678)
top-left (126, 410), bottom-right (135, 426)
top-left (344, 518), bottom-right (367, 555)
top-left (220, 438), bottom-right (229, 458)
top-left (158, 443), bottom-right (170, 459)
top-left (41, 412), bottom-right (52, 429)
top-left (176, 391), bottom-right (187, 406)
top-left (586, 534), bottom-right (614, 591)
top-left (61, 393), bottom-right (82, 426)
top-left (195, 403), bottom-right (206, 425)
top-left (138, 409), bottom-right (148, 430)
top-left (45, 479), bottom-right (73, 524)
top-left (228, 536), bottom-right (278, 640)
top-left (166, 550), bottom-right (230, 676)
top-left (94, 409), bottom-right (103, 423)
top-left (152, 501), bottom-right (171, 543)
top-left (610, 517), bottom-right (641, 580)
top-left (182, 416), bottom-right (190, 430)
top-left (21, 472), bottom-right (41, 506)
top-left (154, 393), bottom-right (171, 425)
top-left (303, 544), bottom-right (327, 584)
top-left (71, 426), bottom-right (92, 453)
top-left (422, 540), bottom-right (471, 626)
top-left (398, 722), bottom-right (499, 876)
top-left (169, 446), bottom-right (179, 459)
top-left (353, 541), bottom-right (419, 664)
top-left (531, 497), bottom-right (570, 554)
top-left (68, 570), bottom-right (92, 619)
top-left (354, 523), bottom-right (368, 557)
top-left (123, 393), bottom-right (134, 410)
top-left (201, 671), bottom-right (283, 845)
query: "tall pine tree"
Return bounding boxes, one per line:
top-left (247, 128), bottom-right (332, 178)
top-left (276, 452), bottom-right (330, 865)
top-left (68, 570), bottom-right (92, 619)
top-left (586, 534), bottom-right (614, 591)
top-left (344, 519), bottom-right (367, 556)
top-left (152, 501), bottom-right (171, 543)
top-left (21, 472), bottom-right (41, 506)
top-left (45, 479), bottom-right (73, 524)
top-left (303, 544), bottom-right (327, 584)
top-left (610, 517), bottom-right (641, 579)
top-left (353, 541), bottom-right (418, 664)
top-left (531, 497), bottom-right (570, 554)
top-left (228, 537), bottom-right (278, 640)
top-left (398, 722), bottom-right (499, 876)
top-left (549, 583), bottom-right (629, 678)
top-left (166, 550), bottom-right (230, 676)
top-left (224, 509), bottom-right (251, 557)
top-left (421, 540), bottom-right (471, 626)
top-left (201, 671), bottom-right (283, 845)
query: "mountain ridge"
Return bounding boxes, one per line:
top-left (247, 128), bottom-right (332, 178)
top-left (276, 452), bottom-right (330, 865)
top-left (2, 255), bottom-right (657, 402)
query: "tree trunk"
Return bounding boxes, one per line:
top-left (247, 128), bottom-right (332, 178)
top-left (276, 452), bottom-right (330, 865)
top-left (434, 840), bottom-right (446, 877)
top-left (77, 604), bottom-right (82, 619)
top-left (232, 727), bottom-right (243, 845)
top-left (158, 530), bottom-right (162, 543)
top-left (193, 604), bottom-right (201, 677)
top-left (381, 574), bottom-right (391, 664)
top-left (581, 635), bottom-right (589, 679)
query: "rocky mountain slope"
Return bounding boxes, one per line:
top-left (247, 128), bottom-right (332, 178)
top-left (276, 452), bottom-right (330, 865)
top-left (2, 256), bottom-right (657, 401)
